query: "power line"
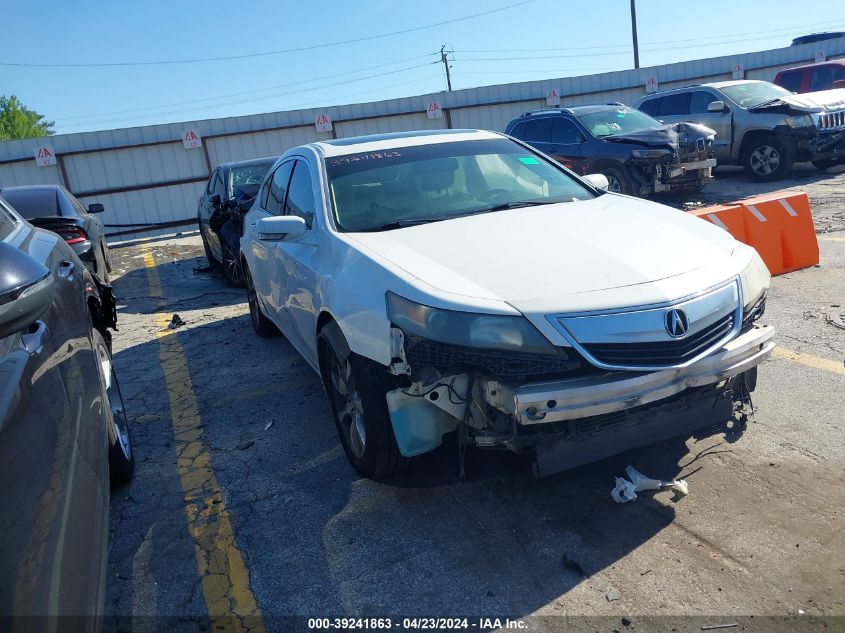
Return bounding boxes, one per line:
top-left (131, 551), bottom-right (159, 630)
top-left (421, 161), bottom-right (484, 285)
top-left (53, 53), bottom-right (439, 122)
top-left (0, 0), bottom-right (534, 68)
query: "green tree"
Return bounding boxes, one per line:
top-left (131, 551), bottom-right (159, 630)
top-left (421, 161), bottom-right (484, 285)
top-left (0, 96), bottom-right (55, 141)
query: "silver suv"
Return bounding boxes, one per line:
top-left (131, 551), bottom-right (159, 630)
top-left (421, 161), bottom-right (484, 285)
top-left (636, 80), bottom-right (845, 181)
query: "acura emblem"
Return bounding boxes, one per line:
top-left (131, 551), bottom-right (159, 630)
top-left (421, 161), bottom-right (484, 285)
top-left (665, 308), bottom-right (689, 338)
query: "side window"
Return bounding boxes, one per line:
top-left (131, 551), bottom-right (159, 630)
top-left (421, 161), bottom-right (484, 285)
top-left (778, 70), bottom-right (804, 93)
top-left (689, 91), bottom-right (718, 114)
top-left (212, 171), bottom-right (225, 197)
top-left (658, 93), bottom-right (691, 116)
top-left (264, 161), bottom-right (294, 215)
top-left (833, 67), bottom-right (845, 82)
top-left (810, 67), bottom-right (833, 92)
top-left (0, 199), bottom-right (19, 240)
top-left (551, 118), bottom-right (584, 144)
top-left (509, 121), bottom-right (526, 138)
top-left (522, 118), bottom-right (553, 143)
top-left (638, 98), bottom-right (660, 116)
top-left (284, 161), bottom-right (315, 228)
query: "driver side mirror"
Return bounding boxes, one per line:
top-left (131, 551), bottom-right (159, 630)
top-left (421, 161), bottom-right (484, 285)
top-left (0, 242), bottom-right (55, 339)
top-left (209, 193), bottom-right (222, 208)
top-left (583, 173), bottom-right (609, 191)
top-left (707, 100), bottom-right (728, 113)
top-left (87, 203), bottom-right (104, 214)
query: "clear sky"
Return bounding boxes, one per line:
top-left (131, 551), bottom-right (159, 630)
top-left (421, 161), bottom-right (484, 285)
top-left (2, 0), bottom-right (844, 135)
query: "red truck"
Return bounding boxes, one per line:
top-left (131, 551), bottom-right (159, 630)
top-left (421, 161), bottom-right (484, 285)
top-left (774, 60), bottom-right (845, 93)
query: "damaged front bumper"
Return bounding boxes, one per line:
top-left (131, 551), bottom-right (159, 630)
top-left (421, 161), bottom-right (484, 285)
top-left (487, 324), bottom-right (774, 425)
top-left (629, 156), bottom-right (716, 195)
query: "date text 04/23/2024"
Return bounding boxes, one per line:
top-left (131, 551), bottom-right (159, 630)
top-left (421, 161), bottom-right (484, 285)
top-left (307, 618), bottom-right (528, 630)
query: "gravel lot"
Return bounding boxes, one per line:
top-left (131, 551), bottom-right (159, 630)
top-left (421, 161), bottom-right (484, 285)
top-left (102, 166), bottom-right (845, 633)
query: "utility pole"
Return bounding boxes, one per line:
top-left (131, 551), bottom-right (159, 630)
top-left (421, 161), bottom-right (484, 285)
top-left (440, 44), bottom-right (453, 92)
top-left (630, 0), bottom-right (640, 69)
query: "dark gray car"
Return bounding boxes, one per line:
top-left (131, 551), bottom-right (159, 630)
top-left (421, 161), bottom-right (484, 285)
top-left (0, 195), bottom-right (132, 627)
top-left (0, 185), bottom-right (112, 280)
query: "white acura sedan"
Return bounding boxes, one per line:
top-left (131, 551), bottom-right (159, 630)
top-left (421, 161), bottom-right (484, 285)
top-left (241, 129), bottom-right (774, 479)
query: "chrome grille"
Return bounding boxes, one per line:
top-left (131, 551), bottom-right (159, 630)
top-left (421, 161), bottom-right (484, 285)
top-left (581, 314), bottom-right (734, 367)
top-left (818, 110), bottom-right (845, 131)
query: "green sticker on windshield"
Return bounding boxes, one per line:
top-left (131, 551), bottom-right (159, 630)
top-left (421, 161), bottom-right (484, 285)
top-left (519, 156), bottom-right (540, 165)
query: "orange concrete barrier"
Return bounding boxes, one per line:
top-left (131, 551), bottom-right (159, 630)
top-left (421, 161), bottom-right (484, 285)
top-left (690, 192), bottom-right (819, 276)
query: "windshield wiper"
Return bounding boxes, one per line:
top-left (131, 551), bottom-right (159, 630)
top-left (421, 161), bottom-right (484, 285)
top-left (356, 217), bottom-right (444, 232)
top-left (478, 199), bottom-right (563, 213)
top-left (748, 98), bottom-right (783, 110)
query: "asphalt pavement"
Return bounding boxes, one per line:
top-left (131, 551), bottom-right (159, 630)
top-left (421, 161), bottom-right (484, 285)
top-left (103, 166), bottom-right (845, 633)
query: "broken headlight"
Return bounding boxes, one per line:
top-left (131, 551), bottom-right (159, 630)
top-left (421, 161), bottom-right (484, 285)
top-left (739, 249), bottom-right (771, 309)
top-left (386, 292), bottom-right (555, 355)
top-left (785, 115), bottom-right (813, 128)
top-left (630, 149), bottom-right (673, 159)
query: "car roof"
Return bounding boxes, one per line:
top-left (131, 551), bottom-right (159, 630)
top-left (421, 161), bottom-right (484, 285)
top-left (776, 59), bottom-right (845, 73)
top-left (218, 156), bottom-right (277, 170)
top-left (0, 184), bottom-right (72, 218)
top-left (639, 79), bottom-right (767, 98)
top-left (311, 129), bottom-right (503, 157)
top-left (514, 104), bottom-right (629, 117)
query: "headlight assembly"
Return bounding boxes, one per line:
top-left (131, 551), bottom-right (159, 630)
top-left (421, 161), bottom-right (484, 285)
top-left (785, 115), bottom-right (813, 128)
top-left (739, 249), bottom-right (771, 308)
top-left (386, 292), bottom-right (554, 354)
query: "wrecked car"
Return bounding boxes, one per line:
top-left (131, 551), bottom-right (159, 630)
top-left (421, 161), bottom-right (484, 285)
top-left (505, 105), bottom-right (716, 196)
top-left (637, 80), bottom-right (845, 180)
top-left (241, 129), bottom-right (775, 479)
top-left (198, 156), bottom-right (276, 285)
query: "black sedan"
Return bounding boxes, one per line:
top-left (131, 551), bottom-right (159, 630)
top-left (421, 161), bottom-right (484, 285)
top-left (0, 184), bottom-right (112, 280)
top-left (198, 156), bottom-right (276, 286)
top-left (0, 195), bottom-right (133, 623)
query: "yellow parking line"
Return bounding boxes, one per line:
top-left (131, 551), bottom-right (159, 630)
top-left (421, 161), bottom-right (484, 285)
top-left (818, 234), bottom-right (845, 242)
top-left (142, 251), bottom-right (264, 633)
top-left (773, 346), bottom-right (845, 376)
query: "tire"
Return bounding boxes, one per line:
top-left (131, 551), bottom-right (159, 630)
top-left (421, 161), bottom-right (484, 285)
top-left (92, 329), bottom-right (134, 487)
top-left (812, 158), bottom-right (838, 171)
top-left (200, 223), bottom-right (218, 267)
top-left (318, 322), bottom-right (410, 479)
top-left (222, 242), bottom-right (245, 287)
top-left (742, 136), bottom-right (793, 181)
top-left (244, 263), bottom-right (279, 338)
top-left (598, 165), bottom-right (632, 195)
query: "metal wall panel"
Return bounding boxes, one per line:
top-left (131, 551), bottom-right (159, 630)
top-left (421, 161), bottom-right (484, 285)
top-left (64, 142), bottom-right (208, 192)
top-left (205, 125), bottom-right (325, 166)
top-left (0, 160), bottom-right (63, 188)
top-left (76, 181), bottom-right (205, 228)
top-left (335, 112), bottom-right (444, 137)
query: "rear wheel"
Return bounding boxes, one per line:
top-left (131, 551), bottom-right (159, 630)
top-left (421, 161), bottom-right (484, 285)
top-left (319, 323), bottom-right (409, 479)
top-left (742, 136), bottom-right (793, 181)
top-left (93, 329), bottom-right (134, 487)
top-left (244, 263), bottom-right (279, 338)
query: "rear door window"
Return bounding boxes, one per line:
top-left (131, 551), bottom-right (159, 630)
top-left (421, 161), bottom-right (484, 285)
top-left (0, 199), bottom-right (19, 240)
top-left (778, 70), bottom-right (804, 93)
top-left (811, 66), bottom-right (834, 92)
top-left (658, 93), bottom-right (691, 116)
top-left (284, 161), bottom-right (315, 228)
top-left (264, 161), bottom-right (294, 215)
top-left (522, 118), bottom-right (553, 143)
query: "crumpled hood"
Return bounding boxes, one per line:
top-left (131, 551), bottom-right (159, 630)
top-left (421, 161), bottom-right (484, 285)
top-left (347, 194), bottom-right (737, 307)
top-left (605, 126), bottom-right (678, 147)
top-left (750, 88), bottom-right (845, 113)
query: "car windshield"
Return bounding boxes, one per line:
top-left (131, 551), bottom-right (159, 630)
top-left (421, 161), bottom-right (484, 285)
top-left (575, 108), bottom-right (663, 138)
top-left (325, 138), bottom-right (594, 232)
top-left (721, 82), bottom-right (793, 108)
top-left (230, 161), bottom-right (274, 197)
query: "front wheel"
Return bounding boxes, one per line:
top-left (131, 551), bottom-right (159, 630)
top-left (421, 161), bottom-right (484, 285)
top-left (742, 136), bottom-right (793, 181)
top-left (222, 243), bottom-right (245, 287)
top-left (93, 329), bottom-right (134, 487)
top-left (598, 165), bottom-right (632, 195)
top-left (319, 323), bottom-right (410, 479)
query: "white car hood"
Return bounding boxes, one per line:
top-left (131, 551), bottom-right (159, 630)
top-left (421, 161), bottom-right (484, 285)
top-left (347, 194), bottom-right (737, 311)
top-left (774, 88), bottom-right (845, 112)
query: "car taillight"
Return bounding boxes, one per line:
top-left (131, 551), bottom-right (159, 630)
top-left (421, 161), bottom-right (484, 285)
top-left (56, 227), bottom-right (89, 245)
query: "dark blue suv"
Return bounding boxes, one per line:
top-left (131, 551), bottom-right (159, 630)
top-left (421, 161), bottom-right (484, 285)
top-left (505, 105), bottom-right (716, 197)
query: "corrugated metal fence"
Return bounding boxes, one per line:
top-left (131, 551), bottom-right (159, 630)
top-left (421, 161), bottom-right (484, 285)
top-left (1, 39), bottom-right (843, 240)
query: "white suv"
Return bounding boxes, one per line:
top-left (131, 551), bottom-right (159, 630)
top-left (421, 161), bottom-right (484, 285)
top-left (241, 129), bottom-right (774, 479)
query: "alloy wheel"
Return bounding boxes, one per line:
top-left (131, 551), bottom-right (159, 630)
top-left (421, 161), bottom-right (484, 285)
top-left (97, 341), bottom-right (131, 461)
top-left (606, 175), bottom-right (623, 193)
top-left (329, 355), bottom-right (366, 458)
top-left (750, 145), bottom-right (780, 176)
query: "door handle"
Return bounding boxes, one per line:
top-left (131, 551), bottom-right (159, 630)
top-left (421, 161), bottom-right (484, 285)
top-left (56, 260), bottom-right (76, 280)
top-left (21, 321), bottom-right (48, 355)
